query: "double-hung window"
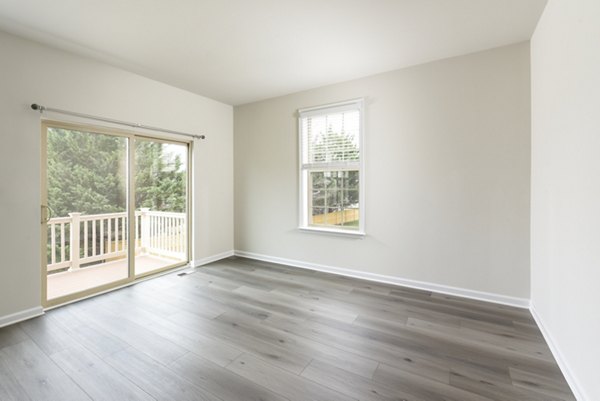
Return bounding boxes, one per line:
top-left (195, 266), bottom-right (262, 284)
top-left (298, 99), bottom-right (364, 235)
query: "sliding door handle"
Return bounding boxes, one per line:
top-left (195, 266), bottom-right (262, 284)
top-left (41, 205), bottom-right (53, 224)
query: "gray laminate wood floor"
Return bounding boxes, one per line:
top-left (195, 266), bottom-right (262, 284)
top-left (0, 257), bottom-right (575, 401)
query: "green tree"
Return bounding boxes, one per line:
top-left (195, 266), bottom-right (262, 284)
top-left (47, 128), bottom-right (127, 217)
top-left (47, 128), bottom-right (186, 217)
top-left (135, 141), bottom-right (186, 212)
top-left (312, 131), bottom-right (359, 163)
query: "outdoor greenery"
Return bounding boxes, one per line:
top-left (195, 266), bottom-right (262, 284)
top-left (312, 131), bottom-right (359, 163)
top-left (310, 130), bottom-right (360, 218)
top-left (47, 128), bottom-right (186, 218)
top-left (134, 140), bottom-right (187, 213)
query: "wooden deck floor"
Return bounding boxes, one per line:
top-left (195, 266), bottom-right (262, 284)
top-left (1, 257), bottom-right (574, 401)
top-left (47, 254), bottom-right (185, 300)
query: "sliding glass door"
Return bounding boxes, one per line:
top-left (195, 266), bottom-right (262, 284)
top-left (42, 121), bottom-right (190, 307)
top-left (134, 138), bottom-right (189, 276)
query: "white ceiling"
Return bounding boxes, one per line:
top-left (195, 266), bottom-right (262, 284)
top-left (0, 0), bottom-right (546, 105)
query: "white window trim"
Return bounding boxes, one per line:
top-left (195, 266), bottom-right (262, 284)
top-left (297, 98), bottom-right (366, 236)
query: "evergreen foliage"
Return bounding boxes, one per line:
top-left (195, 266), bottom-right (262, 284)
top-left (47, 128), bottom-right (186, 218)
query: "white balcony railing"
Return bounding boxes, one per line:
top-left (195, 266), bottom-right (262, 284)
top-left (47, 208), bottom-right (186, 272)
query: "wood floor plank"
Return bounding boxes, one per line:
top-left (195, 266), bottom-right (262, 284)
top-left (0, 355), bottom-right (32, 401)
top-left (217, 310), bottom-right (380, 379)
top-left (169, 352), bottom-right (289, 401)
top-left (233, 285), bottom-right (359, 323)
top-left (50, 344), bottom-right (156, 401)
top-left (95, 296), bottom-right (244, 367)
top-left (227, 353), bottom-right (354, 401)
top-left (301, 358), bottom-right (425, 401)
top-left (45, 309), bottom-right (129, 359)
top-left (0, 340), bottom-right (92, 401)
top-left (68, 302), bottom-right (189, 365)
top-left (371, 361), bottom-right (497, 401)
top-left (105, 347), bottom-right (221, 401)
top-left (0, 323), bottom-right (29, 350)
top-left (509, 367), bottom-right (576, 401)
top-left (167, 310), bottom-right (311, 374)
top-left (19, 315), bottom-right (74, 356)
top-left (406, 317), bottom-right (554, 362)
top-left (449, 368), bottom-right (565, 401)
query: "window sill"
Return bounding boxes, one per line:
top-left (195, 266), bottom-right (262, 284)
top-left (298, 226), bottom-right (366, 238)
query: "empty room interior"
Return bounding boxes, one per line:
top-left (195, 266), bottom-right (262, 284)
top-left (0, 1), bottom-right (598, 400)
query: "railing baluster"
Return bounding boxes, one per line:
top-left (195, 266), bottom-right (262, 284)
top-left (69, 213), bottom-right (81, 270)
top-left (83, 220), bottom-right (88, 258)
top-left (160, 216), bottom-right (165, 252)
top-left (107, 218), bottom-right (112, 253)
top-left (92, 219), bottom-right (96, 256)
top-left (100, 217), bottom-right (104, 255)
top-left (60, 222), bottom-right (66, 262)
top-left (172, 218), bottom-right (176, 253)
top-left (181, 217), bottom-right (185, 254)
top-left (166, 217), bottom-right (170, 252)
top-left (167, 217), bottom-right (171, 252)
top-left (169, 217), bottom-right (173, 251)
top-left (151, 215), bottom-right (155, 249)
top-left (173, 218), bottom-right (177, 253)
top-left (154, 216), bottom-right (160, 249)
top-left (177, 218), bottom-right (181, 255)
top-left (173, 217), bottom-right (177, 253)
top-left (179, 217), bottom-right (188, 253)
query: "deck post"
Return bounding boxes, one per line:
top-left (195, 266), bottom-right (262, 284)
top-left (140, 208), bottom-right (150, 253)
top-left (69, 212), bottom-right (81, 270)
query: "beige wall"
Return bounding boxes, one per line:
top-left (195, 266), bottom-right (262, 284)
top-left (0, 31), bottom-right (233, 319)
top-left (234, 43), bottom-right (531, 300)
top-left (530, 0), bottom-right (600, 399)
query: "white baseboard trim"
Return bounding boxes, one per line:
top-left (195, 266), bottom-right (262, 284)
top-left (233, 250), bottom-right (530, 309)
top-left (192, 250), bottom-right (235, 268)
top-left (0, 306), bottom-right (44, 328)
top-left (530, 305), bottom-right (587, 401)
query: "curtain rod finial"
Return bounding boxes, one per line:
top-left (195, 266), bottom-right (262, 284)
top-left (31, 103), bottom-right (45, 113)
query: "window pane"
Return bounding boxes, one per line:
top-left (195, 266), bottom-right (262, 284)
top-left (347, 170), bottom-right (359, 189)
top-left (311, 171), bottom-right (325, 188)
top-left (308, 170), bottom-right (359, 230)
top-left (312, 190), bottom-right (325, 207)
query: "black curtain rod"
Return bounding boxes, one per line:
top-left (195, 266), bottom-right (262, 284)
top-left (30, 103), bottom-right (205, 140)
